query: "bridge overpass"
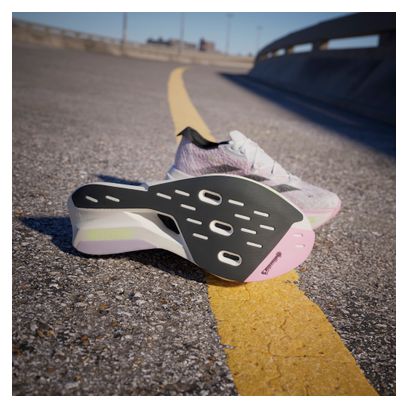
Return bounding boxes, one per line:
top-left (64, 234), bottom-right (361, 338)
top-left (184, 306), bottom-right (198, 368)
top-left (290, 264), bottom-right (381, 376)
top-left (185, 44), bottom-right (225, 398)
top-left (12, 14), bottom-right (395, 396)
top-left (251, 12), bottom-right (395, 124)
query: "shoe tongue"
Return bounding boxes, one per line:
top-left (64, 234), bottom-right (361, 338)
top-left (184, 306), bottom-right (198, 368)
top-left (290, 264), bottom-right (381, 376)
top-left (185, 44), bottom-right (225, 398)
top-left (229, 130), bottom-right (271, 169)
top-left (229, 130), bottom-right (259, 162)
top-left (229, 130), bottom-right (248, 143)
top-left (228, 130), bottom-right (289, 180)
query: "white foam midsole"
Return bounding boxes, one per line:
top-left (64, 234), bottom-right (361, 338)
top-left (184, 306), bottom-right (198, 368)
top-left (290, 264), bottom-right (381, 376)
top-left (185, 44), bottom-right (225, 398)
top-left (68, 196), bottom-right (191, 259)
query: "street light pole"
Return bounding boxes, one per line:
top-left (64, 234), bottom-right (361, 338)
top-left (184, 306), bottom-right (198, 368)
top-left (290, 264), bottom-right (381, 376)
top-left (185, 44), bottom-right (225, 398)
top-left (255, 25), bottom-right (263, 54)
top-left (121, 12), bottom-right (128, 54)
top-left (225, 13), bottom-right (233, 55)
top-left (179, 12), bottom-right (185, 54)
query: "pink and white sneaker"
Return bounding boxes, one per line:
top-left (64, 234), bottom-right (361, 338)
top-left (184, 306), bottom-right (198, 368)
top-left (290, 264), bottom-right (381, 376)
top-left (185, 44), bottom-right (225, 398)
top-left (68, 174), bottom-right (314, 282)
top-left (167, 127), bottom-right (341, 229)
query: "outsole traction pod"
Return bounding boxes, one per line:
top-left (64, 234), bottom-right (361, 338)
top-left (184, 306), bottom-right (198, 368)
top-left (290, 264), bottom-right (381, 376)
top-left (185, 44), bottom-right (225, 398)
top-left (68, 175), bottom-right (315, 282)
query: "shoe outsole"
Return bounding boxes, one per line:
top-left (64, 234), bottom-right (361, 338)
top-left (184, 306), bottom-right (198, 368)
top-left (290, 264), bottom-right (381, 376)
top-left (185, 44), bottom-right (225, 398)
top-left (68, 175), bottom-right (315, 282)
top-left (167, 165), bottom-right (341, 230)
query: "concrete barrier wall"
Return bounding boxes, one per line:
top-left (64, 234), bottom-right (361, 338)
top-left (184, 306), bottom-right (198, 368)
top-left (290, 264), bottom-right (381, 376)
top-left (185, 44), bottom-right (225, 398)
top-left (250, 13), bottom-right (396, 124)
top-left (250, 49), bottom-right (395, 124)
top-left (12, 19), bottom-right (253, 69)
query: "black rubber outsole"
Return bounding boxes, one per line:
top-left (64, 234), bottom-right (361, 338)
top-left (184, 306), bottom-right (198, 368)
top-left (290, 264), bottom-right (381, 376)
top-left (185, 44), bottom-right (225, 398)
top-left (71, 175), bottom-right (303, 281)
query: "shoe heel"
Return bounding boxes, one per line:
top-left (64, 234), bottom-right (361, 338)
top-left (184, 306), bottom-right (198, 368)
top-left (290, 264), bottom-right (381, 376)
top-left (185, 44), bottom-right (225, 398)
top-left (68, 196), bottom-right (188, 257)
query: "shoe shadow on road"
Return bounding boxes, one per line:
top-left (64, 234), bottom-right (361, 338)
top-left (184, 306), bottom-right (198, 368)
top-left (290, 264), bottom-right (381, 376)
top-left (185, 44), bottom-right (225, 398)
top-left (19, 216), bottom-right (207, 284)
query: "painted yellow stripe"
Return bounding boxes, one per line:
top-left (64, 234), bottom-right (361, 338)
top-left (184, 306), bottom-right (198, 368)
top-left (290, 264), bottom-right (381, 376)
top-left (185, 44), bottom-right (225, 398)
top-left (167, 67), bottom-right (216, 143)
top-left (167, 66), bottom-right (378, 396)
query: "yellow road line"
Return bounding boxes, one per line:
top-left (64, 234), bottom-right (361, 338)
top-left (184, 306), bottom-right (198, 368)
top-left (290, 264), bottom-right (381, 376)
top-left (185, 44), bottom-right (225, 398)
top-left (168, 67), bottom-right (216, 143)
top-left (167, 66), bottom-right (378, 396)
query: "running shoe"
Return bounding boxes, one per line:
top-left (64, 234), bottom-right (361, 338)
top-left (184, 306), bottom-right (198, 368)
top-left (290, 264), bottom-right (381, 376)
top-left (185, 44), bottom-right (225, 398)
top-left (68, 175), bottom-right (314, 282)
top-left (166, 127), bottom-right (341, 229)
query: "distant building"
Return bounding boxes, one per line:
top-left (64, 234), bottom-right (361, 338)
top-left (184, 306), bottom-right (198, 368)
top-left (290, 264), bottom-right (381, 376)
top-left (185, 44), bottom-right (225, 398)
top-left (199, 38), bottom-right (215, 52)
top-left (146, 37), bottom-right (196, 50)
top-left (146, 37), bottom-right (170, 46)
top-left (168, 39), bottom-right (196, 50)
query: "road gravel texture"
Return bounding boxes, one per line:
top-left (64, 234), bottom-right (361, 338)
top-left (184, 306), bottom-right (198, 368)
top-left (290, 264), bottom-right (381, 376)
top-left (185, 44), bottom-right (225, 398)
top-left (12, 43), bottom-right (395, 395)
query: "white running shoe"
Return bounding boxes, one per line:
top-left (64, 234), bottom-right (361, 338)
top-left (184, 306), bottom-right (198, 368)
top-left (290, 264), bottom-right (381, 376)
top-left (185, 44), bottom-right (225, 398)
top-left (167, 127), bottom-right (341, 229)
top-left (68, 175), bottom-right (314, 282)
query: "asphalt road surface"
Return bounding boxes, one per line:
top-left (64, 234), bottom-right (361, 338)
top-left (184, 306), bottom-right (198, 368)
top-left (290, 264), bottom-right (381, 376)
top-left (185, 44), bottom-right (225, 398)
top-left (12, 42), bottom-right (396, 395)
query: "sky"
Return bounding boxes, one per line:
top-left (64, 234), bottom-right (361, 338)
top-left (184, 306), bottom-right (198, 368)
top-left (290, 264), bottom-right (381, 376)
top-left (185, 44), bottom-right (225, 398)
top-left (13, 12), bottom-right (377, 56)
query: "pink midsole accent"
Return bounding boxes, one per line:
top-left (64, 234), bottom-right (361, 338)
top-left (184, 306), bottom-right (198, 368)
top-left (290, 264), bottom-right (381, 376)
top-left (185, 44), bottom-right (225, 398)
top-left (76, 239), bottom-right (155, 255)
top-left (244, 227), bottom-right (315, 282)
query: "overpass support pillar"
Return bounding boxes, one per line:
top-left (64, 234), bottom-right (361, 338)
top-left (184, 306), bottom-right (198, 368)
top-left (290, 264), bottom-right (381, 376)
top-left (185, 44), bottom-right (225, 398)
top-left (313, 39), bottom-right (329, 51)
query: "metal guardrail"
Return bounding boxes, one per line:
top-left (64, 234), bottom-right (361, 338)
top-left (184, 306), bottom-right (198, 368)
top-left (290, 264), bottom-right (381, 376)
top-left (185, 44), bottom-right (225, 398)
top-left (12, 19), bottom-right (253, 67)
top-left (12, 19), bottom-right (122, 44)
top-left (256, 12), bottom-right (395, 63)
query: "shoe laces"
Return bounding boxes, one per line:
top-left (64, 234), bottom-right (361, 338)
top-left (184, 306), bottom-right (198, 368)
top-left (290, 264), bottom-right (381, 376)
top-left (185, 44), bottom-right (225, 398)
top-left (229, 134), bottom-right (299, 182)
